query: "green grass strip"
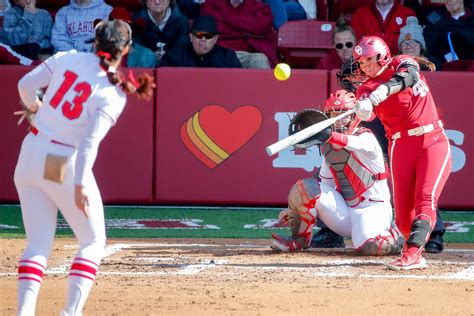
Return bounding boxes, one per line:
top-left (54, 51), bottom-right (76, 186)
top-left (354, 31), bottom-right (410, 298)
top-left (1, 205), bottom-right (473, 243)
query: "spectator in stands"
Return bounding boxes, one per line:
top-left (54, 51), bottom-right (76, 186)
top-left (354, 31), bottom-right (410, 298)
top-left (398, 16), bottom-right (440, 70)
top-left (109, 7), bottom-right (158, 67)
top-left (132, 0), bottom-right (189, 66)
top-left (263, 0), bottom-right (316, 30)
top-left (351, 0), bottom-right (415, 55)
top-left (0, 0), bottom-right (11, 43)
top-left (51, 0), bottom-right (112, 53)
top-left (0, 0), bottom-right (10, 15)
top-left (160, 15), bottom-right (242, 68)
top-left (423, 0), bottom-right (474, 67)
top-left (201, 0), bottom-right (278, 69)
top-left (316, 17), bottom-right (356, 70)
top-left (3, 0), bottom-right (53, 60)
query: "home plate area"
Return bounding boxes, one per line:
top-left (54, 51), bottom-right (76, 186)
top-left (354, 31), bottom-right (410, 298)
top-left (80, 239), bottom-right (474, 280)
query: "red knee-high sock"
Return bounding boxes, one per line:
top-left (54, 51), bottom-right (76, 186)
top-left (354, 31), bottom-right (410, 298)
top-left (17, 259), bottom-right (45, 315)
top-left (62, 257), bottom-right (99, 315)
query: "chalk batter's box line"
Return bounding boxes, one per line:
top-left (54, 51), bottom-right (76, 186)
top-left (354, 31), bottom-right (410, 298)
top-left (0, 243), bottom-right (473, 280)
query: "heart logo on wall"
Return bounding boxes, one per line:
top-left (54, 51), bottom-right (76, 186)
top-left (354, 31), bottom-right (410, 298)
top-left (180, 105), bottom-right (262, 169)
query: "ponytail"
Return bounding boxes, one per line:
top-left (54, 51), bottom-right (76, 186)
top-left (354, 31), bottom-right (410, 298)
top-left (413, 56), bottom-right (436, 72)
top-left (97, 52), bottom-right (156, 101)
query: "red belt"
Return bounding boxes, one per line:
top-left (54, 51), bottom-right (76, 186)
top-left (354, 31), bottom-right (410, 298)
top-left (30, 127), bottom-right (75, 148)
top-left (391, 120), bottom-right (443, 140)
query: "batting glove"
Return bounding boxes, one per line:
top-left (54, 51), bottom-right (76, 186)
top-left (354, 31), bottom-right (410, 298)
top-left (356, 99), bottom-right (373, 121)
top-left (368, 84), bottom-right (389, 106)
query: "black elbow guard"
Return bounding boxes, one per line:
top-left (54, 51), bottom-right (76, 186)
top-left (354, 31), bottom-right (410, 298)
top-left (386, 68), bottom-right (419, 93)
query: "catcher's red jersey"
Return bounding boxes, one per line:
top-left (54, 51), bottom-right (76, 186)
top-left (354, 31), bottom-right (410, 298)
top-left (356, 55), bottom-right (440, 138)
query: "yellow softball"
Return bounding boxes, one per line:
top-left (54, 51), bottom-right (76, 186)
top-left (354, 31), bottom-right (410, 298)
top-left (274, 63), bottom-right (291, 81)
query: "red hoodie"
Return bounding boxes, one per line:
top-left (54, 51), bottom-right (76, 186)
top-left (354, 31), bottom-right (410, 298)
top-left (201, 0), bottom-right (278, 66)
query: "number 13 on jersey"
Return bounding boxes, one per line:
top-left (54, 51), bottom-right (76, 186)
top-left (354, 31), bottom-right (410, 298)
top-left (50, 70), bottom-right (92, 120)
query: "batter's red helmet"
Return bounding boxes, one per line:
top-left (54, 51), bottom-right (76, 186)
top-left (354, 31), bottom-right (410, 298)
top-left (324, 90), bottom-right (357, 114)
top-left (352, 36), bottom-right (391, 67)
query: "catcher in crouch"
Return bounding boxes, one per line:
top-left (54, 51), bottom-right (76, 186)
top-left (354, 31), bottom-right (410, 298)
top-left (271, 90), bottom-right (402, 255)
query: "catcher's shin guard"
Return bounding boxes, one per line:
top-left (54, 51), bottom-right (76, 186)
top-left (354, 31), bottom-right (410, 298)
top-left (271, 209), bottom-right (316, 253)
top-left (356, 226), bottom-right (403, 256)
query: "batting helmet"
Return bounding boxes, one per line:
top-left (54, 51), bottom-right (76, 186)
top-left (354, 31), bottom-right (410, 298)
top-left (352, 36), bottom-right (391, 67)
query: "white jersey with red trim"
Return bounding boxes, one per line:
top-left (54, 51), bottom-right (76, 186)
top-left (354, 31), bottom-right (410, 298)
top-left (18, 50), bottom-right (127, 147)
top-left (319, 129), bottom-right (391, 204)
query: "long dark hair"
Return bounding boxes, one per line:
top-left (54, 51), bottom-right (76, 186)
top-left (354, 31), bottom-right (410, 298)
top-left (94, 20), bottom-right (155, 101)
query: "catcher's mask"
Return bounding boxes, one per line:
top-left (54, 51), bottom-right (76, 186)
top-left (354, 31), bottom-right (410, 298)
top-left (324, 90), bottom-right (357, 134)
top-left (288, 109), bottom-right (330, 149)
top-left (336, 58), bottom-right (367, 93)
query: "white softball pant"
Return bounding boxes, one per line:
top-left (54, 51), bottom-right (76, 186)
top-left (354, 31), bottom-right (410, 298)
top-left (315, 183), bottom-right (393, 248)
top-left (14, 132), bottom-right (106, 268)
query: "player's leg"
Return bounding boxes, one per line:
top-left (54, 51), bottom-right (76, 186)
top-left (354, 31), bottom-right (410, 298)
top-left (412, 130), bottom-right (451, 248)
top-left (385, 138), bottom-right (429, 270)
top-left (271, 178), bottom-right (319, 252)
top-left (388, 138), bottom-right (417, 240)
top-left (315, 183), bottom-right (352, 237)
top-left (52, 178), bottom-right (106, 315)
top-left (351, 202), bottom-right (402, 255)
top-left (16, 186), bottom-right (58, 316)
top-left (14, 134), bottom-right (58, 315)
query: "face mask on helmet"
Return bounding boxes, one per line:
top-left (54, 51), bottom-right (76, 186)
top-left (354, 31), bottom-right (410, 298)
top-left (337, 58), bottom-right (367, 92)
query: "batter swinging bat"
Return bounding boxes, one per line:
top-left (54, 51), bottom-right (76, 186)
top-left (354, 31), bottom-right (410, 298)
top-left (266, 108), bottom-right (356, 156)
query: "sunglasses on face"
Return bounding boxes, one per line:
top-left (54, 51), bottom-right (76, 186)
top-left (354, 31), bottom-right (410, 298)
top-left (335, 42), bottom-right (354, 49)
top-left (192, 32), bottom-right (216, 40)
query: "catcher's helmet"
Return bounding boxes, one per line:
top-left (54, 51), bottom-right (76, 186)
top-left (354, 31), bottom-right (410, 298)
top-left (324, 90), bottom-right (357, 113)
top-left (336, 59), bottom-right (367, 93)
top-left (352, 36), bottom-right (391, 67)
top-left (324, 90), bottom-right (357, 133)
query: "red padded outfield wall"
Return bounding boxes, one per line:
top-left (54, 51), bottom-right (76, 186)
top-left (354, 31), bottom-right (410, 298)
top-left (154, 68), bottom-right (328, 205)
top-left (155, 68), bottom-right (473, 208)
top-left (0, 66), bottom-right (154, 204)
top-left (0, 67), bottom-right (472, 208)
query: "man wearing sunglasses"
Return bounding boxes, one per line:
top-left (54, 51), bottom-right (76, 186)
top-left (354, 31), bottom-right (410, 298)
top-left (316, 17), bottom-right (356, 70)
top-left (160, 16), bottom-right (242, 68)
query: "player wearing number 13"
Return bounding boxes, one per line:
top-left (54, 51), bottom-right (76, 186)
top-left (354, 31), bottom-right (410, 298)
top-left (352, 36), bottom-right (452, 270)
top-left (14, 20), bottom-right (154, 315)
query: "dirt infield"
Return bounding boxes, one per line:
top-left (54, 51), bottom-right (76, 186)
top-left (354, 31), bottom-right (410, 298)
top-left (1, 238), bottom-right (473, 315)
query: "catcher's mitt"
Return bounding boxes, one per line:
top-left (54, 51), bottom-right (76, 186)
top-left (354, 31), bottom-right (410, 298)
top-left (288, 109), bottom-right (331, 149)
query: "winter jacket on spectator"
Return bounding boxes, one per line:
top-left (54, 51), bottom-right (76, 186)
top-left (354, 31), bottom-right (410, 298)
top-left (423, 7), bottom-right (474, 64)
top-left (201, 0), bottom-right (278, 66)
top-left (160, 42), bottom-right (242, 68)
top-left (131, 4), bottom-right (189, 54)
top-left (3, 5), bottom-right (52, 49)
top-left (0, 42), bottom-right (33, 65)
top-left (351, 1), bottom-right (415, 55)
top-left (51, 0), bottom-right (112, 52)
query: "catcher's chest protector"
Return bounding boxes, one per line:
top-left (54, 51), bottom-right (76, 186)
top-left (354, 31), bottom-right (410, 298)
top-left (320, 131), bottom-right (380, 206)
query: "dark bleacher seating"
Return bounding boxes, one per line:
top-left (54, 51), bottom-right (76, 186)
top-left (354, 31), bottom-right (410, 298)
top-left (329, 0), bottom-right (373, 21)
top-left (277, 20), bottom-right (335, 69)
